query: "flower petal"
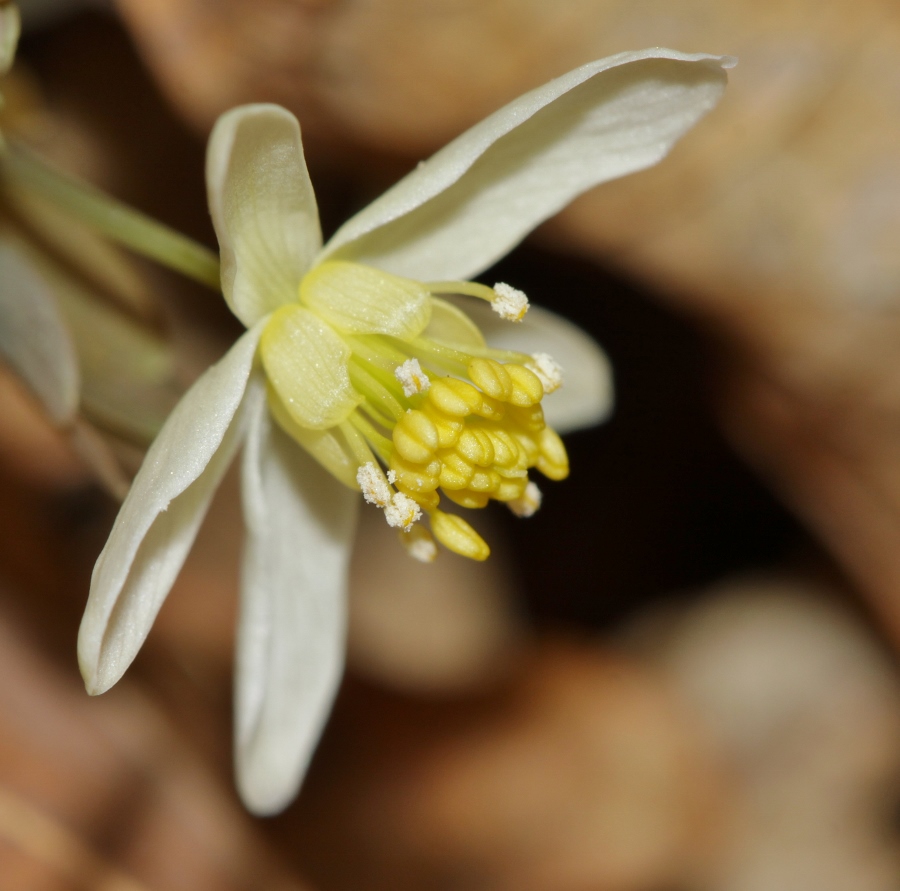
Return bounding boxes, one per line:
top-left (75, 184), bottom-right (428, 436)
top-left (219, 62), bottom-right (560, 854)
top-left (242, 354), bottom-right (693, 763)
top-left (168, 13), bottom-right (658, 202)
top-left (78, 322), bottom-right (266, 695)
top-left (0, 238), bottom-right (79, 423)
top-left (236, 397), bottom-right (357, 815)
top-left (300, 261), bottom-right (432, 338)
top-left (260, 305), bottom-right (361, 430)
top-left (461, 298), bottom-right (613, 433)
top-left (207, 104), bottom-right (323, 327)
top-left (423, 297), bottom-right (487, 349)
top-left (323, 50), bottom-right (733, 280)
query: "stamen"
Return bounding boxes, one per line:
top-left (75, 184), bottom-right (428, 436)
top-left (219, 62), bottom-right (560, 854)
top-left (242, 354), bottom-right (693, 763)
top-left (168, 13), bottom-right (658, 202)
top-left (348, 413), bottom-right (393, 463)
top-left (394, 357), bottom-right (430, 397)
top-left (348, 359), bottom-right (404, 420)
top-left (399, 525), bottom-right (438, 563)
top-left (492, 282), bottom-right (529, 321)
top-left (430, 510), bottom-right (490, 561)
top-left (356, 462), bottom-right (422, 531)
top-left (526, 352), bottom-right (563, 394)
top-left (357, 462), bottom-right (392, 508)
top-left (262, 258), bottom-right (568, 562)
top-left (507, 481), bottom-right (543, 517)
top-left (384, 491), bottom-right (422, 531)
top-left (424, 279), bottom-right (529, 322)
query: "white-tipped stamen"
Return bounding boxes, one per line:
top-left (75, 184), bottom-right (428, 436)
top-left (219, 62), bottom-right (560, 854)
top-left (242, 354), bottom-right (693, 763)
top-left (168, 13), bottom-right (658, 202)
top-left (508, 481), bottom-right (543, 518)
top-left (492, 282), bottom-right (529, 321)
top-left (527, 352), bottom-right (563, 394)
top-left (394, 357), bottom-right (430, 397)
top-left (357, 462), bottom-right (392, 507)
top-left (358, 462), bottom-right (422, 530)
top-left (384, 491), bottom-right (422, 531)
top-left (400, 525), bottom-right (438, 562)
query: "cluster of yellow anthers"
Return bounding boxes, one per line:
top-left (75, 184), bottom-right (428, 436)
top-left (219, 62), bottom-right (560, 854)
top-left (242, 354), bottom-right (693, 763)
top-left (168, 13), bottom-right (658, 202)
top-left (260, 260), bottom-right (567, 563)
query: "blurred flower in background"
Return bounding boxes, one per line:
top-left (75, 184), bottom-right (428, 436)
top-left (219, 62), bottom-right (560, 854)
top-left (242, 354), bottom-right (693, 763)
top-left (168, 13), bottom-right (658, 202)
top-left (0, 3), bottom-right (183, 497)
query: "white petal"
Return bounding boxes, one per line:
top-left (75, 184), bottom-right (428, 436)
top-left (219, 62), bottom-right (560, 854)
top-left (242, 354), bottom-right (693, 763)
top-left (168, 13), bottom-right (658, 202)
top-left (0, 239), bottom-right (79, 423)
top-left (462, 298), bottom-right (613, 433)
top-left (78, 322), bottom-right (266, 695)
top-left (207, 104), bottom-right (323, 327)
top-left (323, 51), bottom-right (733, 280)
top-left (236, 398), bottom-right (357, 815)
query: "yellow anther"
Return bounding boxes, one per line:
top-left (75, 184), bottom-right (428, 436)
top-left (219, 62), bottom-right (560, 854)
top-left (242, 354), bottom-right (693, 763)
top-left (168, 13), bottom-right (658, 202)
top-left (427, 378), bottom-right (482, 417)
top-left (438, 452), bottom-right (474, 490)
top-left (399, 525), bottom-right (438, 563)
top-left (487, 429), bottom-right (520, 470)
top-left (469, 469), bottom-right (502, 493)
top-left (513, 431), bottom-right (540, 465)
top-left (468, 358), bottom-right (512, 401)
top-left (443, 489), bottom-right (491, 510)
top-left (471, 394), bottom-right (505, 422)
top-left (535, 427), bottom-right (569, 480)
top-left (389, 454), bottom-right (442, 493)
top-left (505, 364), bottom-right (545, 406)
top-left (392, 409), bottom-right (439, 464)
top-left (422, 405), bottom-right (464, 448)
top-left (413, 489), bottom-right (441, 511)
top-left (495, 478), bottom-right (529, 502)
top-left (456, 428), bottom-right (494, 467)
top-left (507, 403), bottom-right (545, 434)
top-left (430, 510), bottom-right (491, 561)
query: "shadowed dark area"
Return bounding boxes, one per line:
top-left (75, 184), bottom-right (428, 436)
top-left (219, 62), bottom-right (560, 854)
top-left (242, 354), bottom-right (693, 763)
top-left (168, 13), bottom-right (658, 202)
top-left (483, 247), bottom-right (807, 628)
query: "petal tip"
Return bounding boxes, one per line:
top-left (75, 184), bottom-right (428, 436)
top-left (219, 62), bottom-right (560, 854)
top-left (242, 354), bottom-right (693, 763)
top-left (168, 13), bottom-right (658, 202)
top-left (235, 758), bottom-right (301, 817)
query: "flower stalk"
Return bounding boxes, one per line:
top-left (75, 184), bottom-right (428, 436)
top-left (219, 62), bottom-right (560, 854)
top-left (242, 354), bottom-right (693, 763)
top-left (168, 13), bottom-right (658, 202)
top-left (0, 142), bottom-right (221, 289)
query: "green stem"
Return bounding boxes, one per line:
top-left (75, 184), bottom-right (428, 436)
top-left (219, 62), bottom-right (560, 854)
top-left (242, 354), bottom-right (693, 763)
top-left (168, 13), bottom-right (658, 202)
top-left (1, 143), bottom-right (221, 289)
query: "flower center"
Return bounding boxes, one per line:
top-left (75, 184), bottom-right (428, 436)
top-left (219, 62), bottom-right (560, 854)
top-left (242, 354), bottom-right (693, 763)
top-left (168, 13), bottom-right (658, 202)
top-left (259, 260), bottom-right (567, 562)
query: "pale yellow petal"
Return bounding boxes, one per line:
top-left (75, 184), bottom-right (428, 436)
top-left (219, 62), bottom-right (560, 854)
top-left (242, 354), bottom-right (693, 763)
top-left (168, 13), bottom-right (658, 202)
top-left (207, 104), bottom-right (322, 326)
top-left (260, 305), bottom-right (361, 430)
top-left (300, 261), bottom-right (432, 338)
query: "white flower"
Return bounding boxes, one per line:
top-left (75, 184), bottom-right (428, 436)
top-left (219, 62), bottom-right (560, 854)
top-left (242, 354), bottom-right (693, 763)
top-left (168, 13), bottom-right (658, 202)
top-left (77, 48), bottom-right (732, 814)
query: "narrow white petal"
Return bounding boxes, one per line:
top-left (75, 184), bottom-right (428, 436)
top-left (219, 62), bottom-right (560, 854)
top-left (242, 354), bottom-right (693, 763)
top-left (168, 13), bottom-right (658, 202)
top-left (0, 239), bottom-right (79, 423)
top-left (207, 104), bottom-right (323, 327)
top-left (323, 51), bottom-right (733, 280)
top-left (78, 323), bottom-right (266, 695)
top-left (462, 298), bottom-right (613, 433)
top-left (236, 401), bottom-right (357, 815)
